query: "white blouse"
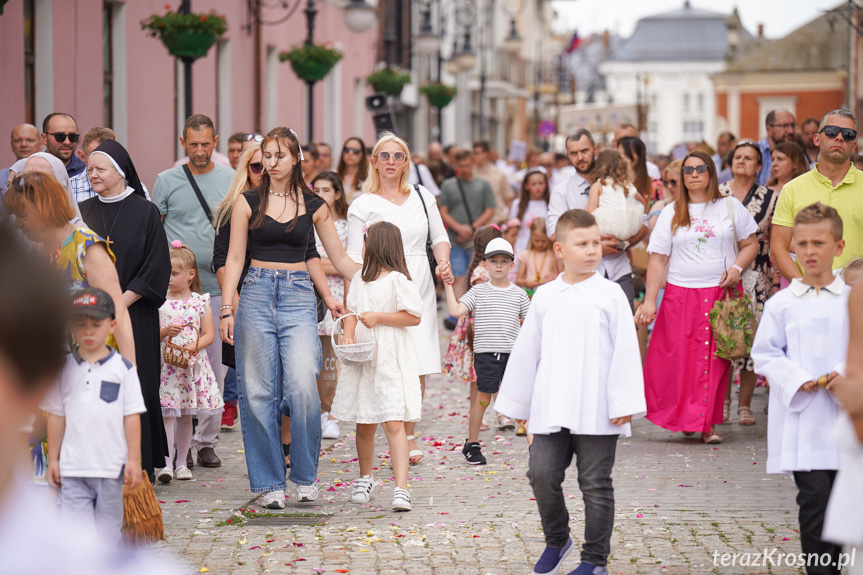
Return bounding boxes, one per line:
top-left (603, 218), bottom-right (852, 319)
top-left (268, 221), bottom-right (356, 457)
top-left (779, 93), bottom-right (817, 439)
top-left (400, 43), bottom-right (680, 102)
top-left (751, 277), bottom-right (850, 475)
top-left (647, 197), bottom-right (757, 288)
top-left (496, 273), bottom-right (647, 437)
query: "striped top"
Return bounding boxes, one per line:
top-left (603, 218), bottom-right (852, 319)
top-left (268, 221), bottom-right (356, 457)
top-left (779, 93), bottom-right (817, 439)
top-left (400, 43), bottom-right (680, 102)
top-left (460, 282), bottom-right (530, 354)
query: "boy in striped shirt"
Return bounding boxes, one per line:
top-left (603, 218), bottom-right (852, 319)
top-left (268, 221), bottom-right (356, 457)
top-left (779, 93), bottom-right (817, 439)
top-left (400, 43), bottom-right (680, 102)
top-left (445, 237), bottom-right (531, 465)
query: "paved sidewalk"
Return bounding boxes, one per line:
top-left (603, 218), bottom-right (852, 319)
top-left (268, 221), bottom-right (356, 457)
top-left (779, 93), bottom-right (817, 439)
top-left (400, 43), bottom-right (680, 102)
top-left (155, 330), bottom-right (806, 574)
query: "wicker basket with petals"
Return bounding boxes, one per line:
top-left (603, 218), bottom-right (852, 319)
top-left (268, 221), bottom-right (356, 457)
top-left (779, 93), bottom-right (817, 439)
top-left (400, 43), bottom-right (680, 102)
top-left (330, 313), bottom-right (376, 366)
top-left (163, 324), bottom-right (199, 369)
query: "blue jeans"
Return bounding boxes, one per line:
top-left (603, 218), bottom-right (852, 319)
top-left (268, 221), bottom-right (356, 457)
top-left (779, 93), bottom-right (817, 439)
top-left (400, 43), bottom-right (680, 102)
top-left (528, 430), bottom-right (618, 566)
top-left (223, 367), bottom-right (238, 404)
top-left (235, 267), bottom-right (322, 492)
top-left (449, 245), bottom-right (473, 278)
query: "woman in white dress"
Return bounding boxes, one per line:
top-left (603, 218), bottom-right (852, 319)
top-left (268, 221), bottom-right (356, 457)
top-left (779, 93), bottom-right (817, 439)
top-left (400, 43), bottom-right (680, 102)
top-left (346, 133), bottom-right (453, 464)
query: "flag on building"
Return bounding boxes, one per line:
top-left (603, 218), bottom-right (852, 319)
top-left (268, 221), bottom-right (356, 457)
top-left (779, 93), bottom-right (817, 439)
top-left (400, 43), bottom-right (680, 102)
top-left (565, 31), bottom-right (581, 54)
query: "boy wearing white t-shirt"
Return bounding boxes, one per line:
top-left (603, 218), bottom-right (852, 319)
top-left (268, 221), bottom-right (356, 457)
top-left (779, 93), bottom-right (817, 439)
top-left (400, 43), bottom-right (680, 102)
top-left (42, 288), bottom-right (145, 543)
top-left (497, 210), bottom-right (646, 575)
top-left (752, 203), bottom-right (850, 575)
top-left (445, 237), bottom-right (531, 466)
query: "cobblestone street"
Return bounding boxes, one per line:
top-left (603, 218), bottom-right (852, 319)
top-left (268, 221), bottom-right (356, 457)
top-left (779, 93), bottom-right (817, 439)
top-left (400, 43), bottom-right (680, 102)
top-left (154, 319), bottom-right (804, 575)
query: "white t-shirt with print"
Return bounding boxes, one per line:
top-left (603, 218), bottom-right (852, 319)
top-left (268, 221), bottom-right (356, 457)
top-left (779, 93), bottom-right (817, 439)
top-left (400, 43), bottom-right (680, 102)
top-left (647, 197), bottom-right (757, 288)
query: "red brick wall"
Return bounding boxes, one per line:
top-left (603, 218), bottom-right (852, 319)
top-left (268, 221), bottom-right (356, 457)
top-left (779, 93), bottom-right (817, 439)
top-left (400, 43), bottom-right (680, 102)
top-left (737, 89), bottom-right (845, 140)
top-left (717, 93), bottom-right (727, 120)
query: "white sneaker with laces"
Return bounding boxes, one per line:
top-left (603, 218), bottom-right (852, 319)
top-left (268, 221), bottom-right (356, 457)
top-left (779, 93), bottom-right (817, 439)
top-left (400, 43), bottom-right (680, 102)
top-left (392, 487), bottom-right (411, 511)
top-left (321, 414), bottom-right (341, 439)
top-left (261, 490), bottom-right (286, 509)
top-left (349, 475), bottom-right (375, 504)
top-left (156, 468), bottom-right (173, 483)
top-left (296, 484), bottom-right (319, 502)
top-left (175, 466), bottom-right (193, 480)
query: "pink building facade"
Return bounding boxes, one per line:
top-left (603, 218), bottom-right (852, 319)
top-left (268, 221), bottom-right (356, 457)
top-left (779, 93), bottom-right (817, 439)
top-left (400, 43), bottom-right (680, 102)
top-left (0, 0), bottom-right (379, 187)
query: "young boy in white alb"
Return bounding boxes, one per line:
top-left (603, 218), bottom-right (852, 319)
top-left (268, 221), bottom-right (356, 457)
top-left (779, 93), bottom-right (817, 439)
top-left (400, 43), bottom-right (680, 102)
top-left (445, 237), bottom-right (530, 465)
top-left (752, 203), bottom-right (850, 575)
top-left (42, 288), bottom-right (145, 543)
top-left (496, 210), bottom-right (646, 575)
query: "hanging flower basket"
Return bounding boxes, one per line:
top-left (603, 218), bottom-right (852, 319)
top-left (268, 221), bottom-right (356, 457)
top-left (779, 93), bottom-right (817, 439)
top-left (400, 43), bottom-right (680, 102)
top-left (420, 83), bottom-right (458, 109)
top-left (366, 68), bottom-right (412, 97)
top-left (280, 44), bottom-right (343, 82)
top-left (141, 9), bottom-right (227, 60)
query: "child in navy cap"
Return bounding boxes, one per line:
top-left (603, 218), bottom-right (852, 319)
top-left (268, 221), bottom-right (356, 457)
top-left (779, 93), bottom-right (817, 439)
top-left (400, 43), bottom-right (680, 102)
top-left (42, 287), bottom-right (146, 543)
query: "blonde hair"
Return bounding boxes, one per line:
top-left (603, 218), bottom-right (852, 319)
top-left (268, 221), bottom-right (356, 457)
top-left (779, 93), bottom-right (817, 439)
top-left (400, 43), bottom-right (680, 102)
top-left (362, 132), bottom-right (411, 196)
top-left (215, 144), bottom-right (261, 232)
top-left (843, 257), bottom-right (863, 283)
top-left (169, 244), bottom-right (202, 294)
top-left (529, 217), bottom-right (553, 252)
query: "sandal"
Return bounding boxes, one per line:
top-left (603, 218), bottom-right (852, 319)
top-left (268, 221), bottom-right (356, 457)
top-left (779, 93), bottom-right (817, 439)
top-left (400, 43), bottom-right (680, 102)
top-left (479, 423), bottom-right (490, 432)
top-left (406, 434), bottom-right (424, 465)
top-left (283, 443), bottom-right (291, 468)
top-left (496, 414), bottom-right (515, 431)
top-left (701, 431), bottom-right (723, 444)
top-left (737, 406), bottom-right (755, 426)
top-left (723, 399), bottom-right (731, 423)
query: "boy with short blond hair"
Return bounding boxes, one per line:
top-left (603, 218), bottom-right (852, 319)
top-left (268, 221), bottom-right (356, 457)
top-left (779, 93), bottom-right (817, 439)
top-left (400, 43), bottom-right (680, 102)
top-left (497, 209), bottom-right (647, 575)
top-left (752, 202), bottom-right (850, 575)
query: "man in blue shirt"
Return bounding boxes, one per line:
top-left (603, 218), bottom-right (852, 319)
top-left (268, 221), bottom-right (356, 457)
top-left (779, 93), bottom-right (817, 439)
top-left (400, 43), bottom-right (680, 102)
top-left (40, 113), bottom-right (86, 179)
top-left (757, 109), bottom-right (797, 186)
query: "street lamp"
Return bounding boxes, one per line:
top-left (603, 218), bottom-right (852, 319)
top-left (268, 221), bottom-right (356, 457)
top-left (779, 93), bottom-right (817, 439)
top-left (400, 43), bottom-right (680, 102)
top-left (415, 5), bottom-right (441, 56)
top-left (504, 17), bottom-right (522, 53)
top-left (455, 29), bottom-right (477, 71)
top-left (343, 0), bottom-right (377, 33)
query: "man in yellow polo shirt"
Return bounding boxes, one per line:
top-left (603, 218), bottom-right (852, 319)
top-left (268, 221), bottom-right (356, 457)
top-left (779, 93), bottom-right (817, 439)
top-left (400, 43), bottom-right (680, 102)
top-left (772, 109), bottom-right (863, 279)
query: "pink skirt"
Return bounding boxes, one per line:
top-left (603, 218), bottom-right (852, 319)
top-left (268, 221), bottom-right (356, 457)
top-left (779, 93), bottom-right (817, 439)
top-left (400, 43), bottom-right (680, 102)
top-left (644, 283), bottom-right (736, 433)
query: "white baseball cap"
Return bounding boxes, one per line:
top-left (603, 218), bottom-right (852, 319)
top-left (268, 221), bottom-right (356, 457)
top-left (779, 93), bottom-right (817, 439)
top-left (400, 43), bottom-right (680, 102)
top-left (484, 237), bottom-right (514, 260)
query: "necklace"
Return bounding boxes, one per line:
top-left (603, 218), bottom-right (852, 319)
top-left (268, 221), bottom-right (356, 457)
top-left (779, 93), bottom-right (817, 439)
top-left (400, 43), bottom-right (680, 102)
top-left (533, 249), bottom-right (548, 283)
top-left (269, 189), bottom-right (288, 197)
top-left (99, 198), bottom-right (128, 247)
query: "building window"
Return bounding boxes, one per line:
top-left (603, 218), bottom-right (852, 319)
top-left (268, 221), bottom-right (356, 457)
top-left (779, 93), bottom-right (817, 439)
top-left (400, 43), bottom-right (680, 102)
top-left (683, 93), bottom-right (690, 114)
top-left (697, 93), bottom-right (704, 114)
top-left (683, 119), bottom-right (704, 142)
top-left (24, 0), bottom-right (36, 124)
top-left (103, 2), bottom-right (114, 127)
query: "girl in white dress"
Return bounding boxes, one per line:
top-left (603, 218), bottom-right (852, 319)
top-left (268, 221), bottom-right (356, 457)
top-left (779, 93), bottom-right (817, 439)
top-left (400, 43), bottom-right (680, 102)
top-left (586, 149), bottom-right (645, 241)
top-left (331, 222), bottom-right (424, 512)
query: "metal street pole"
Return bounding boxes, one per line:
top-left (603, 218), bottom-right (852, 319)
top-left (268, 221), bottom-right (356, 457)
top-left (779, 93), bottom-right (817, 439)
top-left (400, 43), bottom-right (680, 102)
top-left (534, 38), bottom-right (541, 148)
top-left (437, 0), bottom-right (444, 143)
top-left (180, 0), bottom-right (192, 119)
top-left (305, 0), bottom-right (318, 141)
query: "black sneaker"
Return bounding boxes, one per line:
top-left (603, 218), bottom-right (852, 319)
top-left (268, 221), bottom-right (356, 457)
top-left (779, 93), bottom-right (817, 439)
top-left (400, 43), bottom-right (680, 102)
top-left (443, 316), bottom-right (457, 330)
top-left (461, 441), bottom-right (486, 465)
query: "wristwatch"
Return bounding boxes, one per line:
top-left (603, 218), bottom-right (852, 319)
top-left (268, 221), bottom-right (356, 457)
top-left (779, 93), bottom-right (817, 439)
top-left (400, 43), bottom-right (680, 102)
top-left (220, 312), bottom-right (233, 320)
top-left (617, 240), bottom-right (631, 251)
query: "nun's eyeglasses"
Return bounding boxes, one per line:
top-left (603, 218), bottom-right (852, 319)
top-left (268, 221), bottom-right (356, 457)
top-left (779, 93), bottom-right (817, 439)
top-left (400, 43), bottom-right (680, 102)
top-left (244, 134), bottom-right (264, 143)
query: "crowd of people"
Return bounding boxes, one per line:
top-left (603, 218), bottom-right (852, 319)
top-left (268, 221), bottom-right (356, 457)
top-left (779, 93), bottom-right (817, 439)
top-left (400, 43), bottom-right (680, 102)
top-left (1, 105), bottom-right (862, 575)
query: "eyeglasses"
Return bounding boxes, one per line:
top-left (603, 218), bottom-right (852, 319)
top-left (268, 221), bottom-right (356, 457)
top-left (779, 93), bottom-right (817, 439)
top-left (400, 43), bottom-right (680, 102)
top-left (682, 165), bottom-right (709, 175)
top-left (244, 134), bottom-right (264, 143)
top-left (47, 132), bottom-right (79, 143)
top-left (377, 151), bottom-right (406, 163)
top-left (769, 123), bottom-right (797, 130)
top-left (819, 125), bottom-right (858, 141)
top-left (661, 179), bottom-right (679, 187)
top-left (343, 146), bottom-right (363, 155)
top-left (248, 162), bottom-right (263, 174)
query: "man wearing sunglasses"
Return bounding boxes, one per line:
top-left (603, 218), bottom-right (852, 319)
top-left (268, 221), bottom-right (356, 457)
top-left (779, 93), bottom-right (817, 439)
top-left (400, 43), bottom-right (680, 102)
top-left (757, 109), bottom-right (797, 186)
top-left (772, 109), bottom-right (863, 280)
top-left (40, 113), bottom-right (86, 179)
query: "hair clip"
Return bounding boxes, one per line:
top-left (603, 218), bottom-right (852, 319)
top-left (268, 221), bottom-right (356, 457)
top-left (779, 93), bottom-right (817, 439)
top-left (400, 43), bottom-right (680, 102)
top-left (171, 240), bottom-right (183, 249)
top-left (490, 223), bottom-right (501, 231)
top-left (288, 129), bottom-right (305, 161)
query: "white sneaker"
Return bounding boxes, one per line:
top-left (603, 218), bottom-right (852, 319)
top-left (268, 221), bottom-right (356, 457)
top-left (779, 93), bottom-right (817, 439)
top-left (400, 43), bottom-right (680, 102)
top-left (392, 487), bottom-right (411, 511)
top-left (261, 490), bottom-right (286, 509)
top-left (175, 466), bottom-right (192, 480)
top-left (349, 475), bottom-right (375, 504)
top-left (296, 484), bottom-right (319, 502)
top-left (321, 414), bottom-right (341, 439)
top-left (156, 468), bottom-right (173, 483)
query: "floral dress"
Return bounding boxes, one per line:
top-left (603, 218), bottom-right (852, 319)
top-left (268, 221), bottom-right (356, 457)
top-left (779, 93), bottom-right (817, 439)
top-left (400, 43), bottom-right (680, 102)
top-left (158, 292), bottom-right (222, 417)
top-left (315, 218), bottom-right (348, 336)
top-left (719, 182), bottom-right (778, 372)
top-left (443, 266), bottom-right (489, 383)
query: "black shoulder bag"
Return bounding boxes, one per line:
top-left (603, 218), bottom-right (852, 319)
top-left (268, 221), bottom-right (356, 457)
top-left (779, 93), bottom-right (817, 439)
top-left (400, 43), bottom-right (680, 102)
top-left (413, 184), bottom-right (438, 278)
top-left (304, 195), bottom-right (327, 323)
top-left (182, 164), bottom-right (217, 273)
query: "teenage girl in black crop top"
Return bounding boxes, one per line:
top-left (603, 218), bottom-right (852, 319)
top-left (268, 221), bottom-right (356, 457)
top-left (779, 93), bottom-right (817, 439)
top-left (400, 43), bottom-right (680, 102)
top-left (218, 128), bottom-right (360, 504)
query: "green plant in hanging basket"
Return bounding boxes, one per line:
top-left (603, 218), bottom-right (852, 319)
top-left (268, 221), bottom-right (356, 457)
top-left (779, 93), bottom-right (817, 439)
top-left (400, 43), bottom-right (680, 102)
top-left (366, 68), bottom-right (412, 97)
top-left (420, 83), bottom-right (458, 109)
top-left (141, 9), bottom-right (227, 59)
top-left (280, 44), bottom-right (343, 82)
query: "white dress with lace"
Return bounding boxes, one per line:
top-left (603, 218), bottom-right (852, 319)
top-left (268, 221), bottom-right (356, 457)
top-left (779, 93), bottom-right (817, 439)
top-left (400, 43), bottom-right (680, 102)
top-left (330, 271), bottom-right (425, 424)
top-left (593, 181), bottom-right (644, 240)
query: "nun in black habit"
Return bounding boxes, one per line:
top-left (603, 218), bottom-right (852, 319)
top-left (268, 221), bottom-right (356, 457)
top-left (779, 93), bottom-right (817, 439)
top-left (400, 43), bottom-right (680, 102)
top-left (79, 139), bottom-right (171, 479)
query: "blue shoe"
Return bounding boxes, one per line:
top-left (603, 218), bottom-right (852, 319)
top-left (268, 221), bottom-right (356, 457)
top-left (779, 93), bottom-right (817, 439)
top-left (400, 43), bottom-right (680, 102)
top-left (532, 538), bottom-right (573, 575)
top-left (567, 563), bottom-right (608, 575)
